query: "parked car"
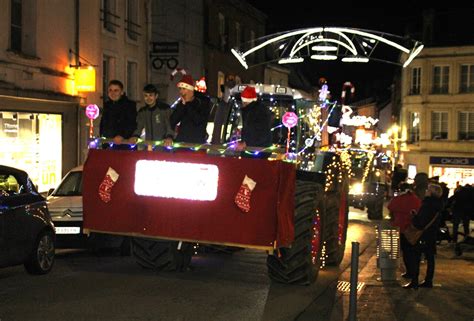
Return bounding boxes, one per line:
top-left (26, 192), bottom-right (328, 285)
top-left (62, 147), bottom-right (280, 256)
top-left (47, 166), bottom-right (130, 255)
top-left (0, 165), bottom-right (55, 274)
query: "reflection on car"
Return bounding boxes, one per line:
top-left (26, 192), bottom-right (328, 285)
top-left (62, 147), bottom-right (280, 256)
top-left (47, 166), bottom-right (130, 255)
top-left (0, 165), bottom-right (55, 274)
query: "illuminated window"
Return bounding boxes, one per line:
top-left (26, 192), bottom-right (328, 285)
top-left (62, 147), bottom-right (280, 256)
top-left (459, 112), bottom-right (474, 140)
top-left (410, 67), bottom-right (421, 95)
top-left (432, 66), bottom-right (449, 94)
top-left (460, 64), bottom-right (474, 93)
top-left (0, 112), bottom-right (62, 192)
top-left (408, 112), bottom-right (420, 143)
top-left (431, 111), bottom-right (448, 140)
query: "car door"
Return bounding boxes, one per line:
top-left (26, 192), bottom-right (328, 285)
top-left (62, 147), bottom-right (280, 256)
top-left (2, 174), bottom-right (33, 264)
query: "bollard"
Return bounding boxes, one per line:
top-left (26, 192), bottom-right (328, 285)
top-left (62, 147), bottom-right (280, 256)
top-left (348, 241), bottom-right (359, 321)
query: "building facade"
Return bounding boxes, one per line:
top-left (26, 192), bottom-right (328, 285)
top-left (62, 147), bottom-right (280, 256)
top-left (204, 0), bottom-right (266, 98)
top-left (0, 0), bottom-right (149, 192)
top-left (400, 46), bottom-right (474, 190)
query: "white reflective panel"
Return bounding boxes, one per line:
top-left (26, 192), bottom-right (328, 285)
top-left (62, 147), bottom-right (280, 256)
top-left (134, 160), bottom-right (219, 201)
top-left (56, 227), bottom-right (81, 234)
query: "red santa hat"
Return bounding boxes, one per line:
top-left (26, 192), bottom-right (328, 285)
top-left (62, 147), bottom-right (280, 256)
top-left (241, 86), bottom-right (257, 103)
top-left (177, 74), bottom-right (195, 91)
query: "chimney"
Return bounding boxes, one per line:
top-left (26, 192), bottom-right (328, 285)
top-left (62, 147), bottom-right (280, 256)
top-left (422, 9), bottom-right (435, 46)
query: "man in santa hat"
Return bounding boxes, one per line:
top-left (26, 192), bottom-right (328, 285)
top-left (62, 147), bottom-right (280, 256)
top-left (170, 74), bottom-right (212, 144)
top-left (235, 86), bottom-right (272, 151)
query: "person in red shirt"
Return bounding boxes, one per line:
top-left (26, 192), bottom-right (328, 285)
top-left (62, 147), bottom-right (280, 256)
top-left (388, 183), bottom-right (422, 279)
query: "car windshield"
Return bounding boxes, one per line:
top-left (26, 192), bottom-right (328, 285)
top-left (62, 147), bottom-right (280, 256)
top-left (53, 171), bottom-right (82, 196)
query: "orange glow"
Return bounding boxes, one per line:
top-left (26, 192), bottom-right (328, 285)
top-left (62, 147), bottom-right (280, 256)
top-left (75, 66), bottom-right (96, 92)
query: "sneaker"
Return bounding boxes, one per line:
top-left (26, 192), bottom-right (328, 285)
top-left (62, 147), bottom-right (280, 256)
top-left (419, 280), bottom-right (433, 288)
top-left (402, 282), bottom-right (418, 289)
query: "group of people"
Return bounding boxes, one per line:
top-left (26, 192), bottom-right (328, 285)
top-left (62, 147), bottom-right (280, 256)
top-left (99, 75), bottom-right (273, 150)
top-left (388, 172), bottom-right (472, 289)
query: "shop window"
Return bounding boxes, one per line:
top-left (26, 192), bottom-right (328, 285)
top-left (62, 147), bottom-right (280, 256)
top-left (408, 112), bottom-right (420, 143)
top-left (432, 66), bottom-right (449, 94)
top-left (0, 112), bottom-right (62, 192)
top-left (101, 0), bottom-right (119, 34)
top-left (10, 0), bottom-right (37, 56)
top-left (126, 0), bottom-right (140, 41)
top-left (126, 61), bottom-right (138, 101)
top-left (431, 111), bottom-right (448, 140)
top-left (409, 67), bottom-right (421, 95)
top-left (459, 111), bottom-right (474, 140)
top-left (460, 64), bottom-right (474, 93)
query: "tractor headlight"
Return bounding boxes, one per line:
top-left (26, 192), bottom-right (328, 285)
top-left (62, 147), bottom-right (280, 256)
top-left (349, 183), bottom-right (364, 195)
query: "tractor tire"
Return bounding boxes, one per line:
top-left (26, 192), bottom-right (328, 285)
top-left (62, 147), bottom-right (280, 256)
top-left (324, 187), bottom-right (349, 266)
top-left (266, 180), bottom-right (325, 285)
top-left (367, 192), bottom-right (384, 220)
top-left (131, 237), bottom-right (193, 272)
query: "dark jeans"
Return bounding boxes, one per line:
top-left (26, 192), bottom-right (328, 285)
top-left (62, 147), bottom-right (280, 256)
top-left (400, 234), bottom-right (414, 276)
top-left (452, 211), bottom-right (471, 243)
top-left (412, 242), bottom-right (436, 284)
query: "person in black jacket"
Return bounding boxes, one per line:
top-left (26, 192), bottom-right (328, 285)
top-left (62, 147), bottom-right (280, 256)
top-left (170, 74), bottom-right (211, 144)
top-left (235, 86), bottom-right (272, 151)
top-left (403, 183), bottom-right (444, 289)
top-left (99, 80), bottom-right (137, 143)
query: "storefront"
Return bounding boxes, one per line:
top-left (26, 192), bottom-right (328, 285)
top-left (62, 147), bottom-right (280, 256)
top-left (0, 96), bottom-right (79, 193)
top-left (429, 156), bottom-right (474, 192)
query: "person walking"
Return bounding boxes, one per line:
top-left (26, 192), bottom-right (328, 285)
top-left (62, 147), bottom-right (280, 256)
top-left (129, 84), bottom-right (174, 146)
top-left (99, 80), bottom-right (137, 144)
top-left (170, 74), bottom-right (212, 144)
top-left (403, 183), bottom-right (444, 289)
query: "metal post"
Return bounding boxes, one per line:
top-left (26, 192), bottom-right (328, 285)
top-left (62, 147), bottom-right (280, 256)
top-left (348, 241), bottom-right (360, 321)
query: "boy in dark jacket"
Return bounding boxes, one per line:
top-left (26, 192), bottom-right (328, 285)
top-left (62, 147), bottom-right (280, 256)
top-left (130, 84), bottom-right (174, 146)
top-left (170, 74), bottom-right (211, 144)
top-left (99, 80), bottom-right (137, 143)
top-left (235, 86), bottom-right (272, 151)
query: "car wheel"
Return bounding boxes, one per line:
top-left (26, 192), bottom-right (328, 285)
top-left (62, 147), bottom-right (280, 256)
top-left (24, 230), bottom-right (55, 275)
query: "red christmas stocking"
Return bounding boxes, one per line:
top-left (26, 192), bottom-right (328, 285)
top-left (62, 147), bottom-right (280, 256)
top-left (98, 167), bottom-right (119, 203)
top-left (235, 175), bottom-right (256, 213)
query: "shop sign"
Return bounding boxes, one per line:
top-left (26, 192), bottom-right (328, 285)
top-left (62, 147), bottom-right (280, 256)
top-left (430, 156), bottom-right (474, 166)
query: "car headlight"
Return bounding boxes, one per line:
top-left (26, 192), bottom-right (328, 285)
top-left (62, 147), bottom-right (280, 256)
top-left (349, 183), bottom-right (364, 195)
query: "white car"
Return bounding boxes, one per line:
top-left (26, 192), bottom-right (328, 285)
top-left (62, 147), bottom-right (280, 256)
top-left (47, 166), bottom-right (130, 254)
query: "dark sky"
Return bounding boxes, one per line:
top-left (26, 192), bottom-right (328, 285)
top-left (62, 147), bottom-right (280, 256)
top-left (243, 4), bottom-right (473, 101)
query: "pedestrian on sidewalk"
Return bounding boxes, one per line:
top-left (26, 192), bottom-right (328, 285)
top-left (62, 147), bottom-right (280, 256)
top-left (387, 183), bottom-right (422, 280)
top-left (403, 183), bottom-right (443, 289)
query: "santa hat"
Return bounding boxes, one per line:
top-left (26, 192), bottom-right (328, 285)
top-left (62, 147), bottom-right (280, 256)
top-left (241, 86), bottom-right (257, 103)
top-left (177, 75), bottom-right (195, 91)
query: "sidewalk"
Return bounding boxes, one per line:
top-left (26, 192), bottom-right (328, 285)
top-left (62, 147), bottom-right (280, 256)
top-left (331, 235), bottom-right (474, 321)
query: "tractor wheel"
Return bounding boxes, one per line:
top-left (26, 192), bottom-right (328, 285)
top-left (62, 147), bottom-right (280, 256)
top-left (132, 237), bottom-right (194, 272)
top-left (324, 187), bottom-right (349, 266)
top-left (266, 180), bottom-right (325, 285)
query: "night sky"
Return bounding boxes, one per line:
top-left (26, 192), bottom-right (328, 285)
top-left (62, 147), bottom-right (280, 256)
top-left (243, 4), bottom-right (473, 101)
